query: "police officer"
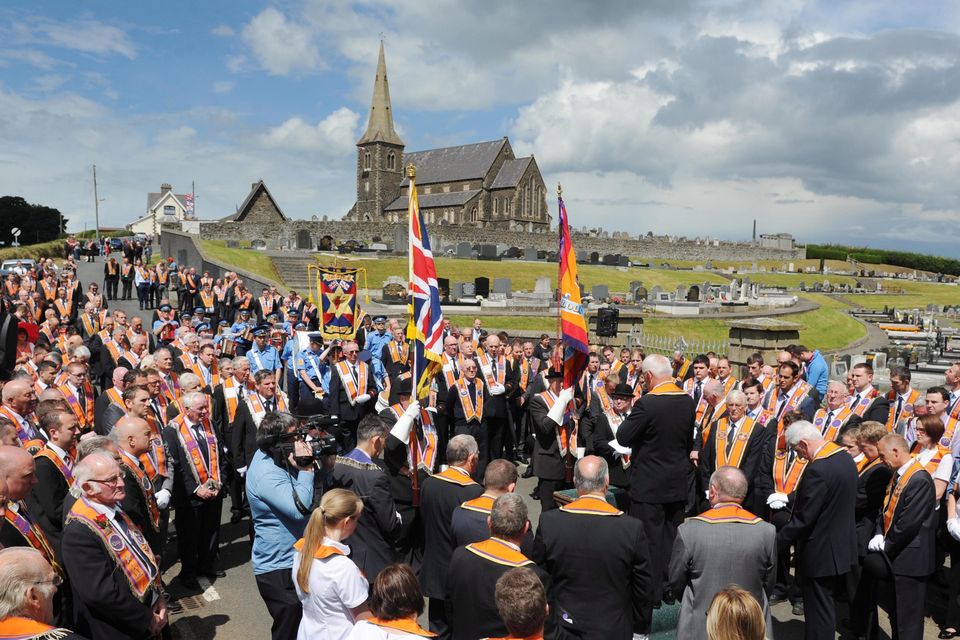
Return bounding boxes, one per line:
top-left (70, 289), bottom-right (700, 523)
top-left (231, 309), bottom-right (254, 355)
top-left (297, 332), bottom-right (330, 403)
top-left (247, 324), bottom-right (282, 384)
top-left (280, 321), bottom-right (306, 411)
top-left (364, 315), bottom-right (392, 386)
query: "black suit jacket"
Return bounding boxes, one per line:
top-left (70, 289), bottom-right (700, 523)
top-left (62, 517), bottom-right (158, 640)
top-left (878, 466), bottom-right (936, 576)
top-left (26, 454), bottom-right (71, 561)
top-left (859, 395), bottom-right (891, 426)
top-left (851, 458), bottom-right (891, 554)
top-left (329, 362), bottom-right (376, 422)
top-left (699, 418), bottom-right (775, 515)
top-left (230, 400), bottom-right (259, 469)
top-left (616, 384), bottom-right (695, 504)
top-left (778, 446), bottom-right (858, 578)
top-left (528, 393), bottom-right (569, 482)
top-left (445, 379), bottom-right (489, 432)
top-left (163, 420), bottom-right (222, 507)
top-left (419, 470), bottom-right (483, 598)
top-left (330, 453), bottom-right (403, 583)
top-left (533, 503), bottom-right (650, 640)
top-left (591, 412), bottom-right (631, 489)
top-left (121, 464), bottom-right (162, 557)
top-left (97, 403), bottom-right (125, 436)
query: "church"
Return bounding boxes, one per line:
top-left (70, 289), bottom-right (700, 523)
top-left (344, 44), bottom-right (551, 232)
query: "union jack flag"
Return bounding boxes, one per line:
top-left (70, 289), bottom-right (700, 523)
top-left (407, 173), bottom-right (445, 400)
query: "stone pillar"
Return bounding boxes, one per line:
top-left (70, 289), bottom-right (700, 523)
top-left (727, 318), bottom-right (801, 376)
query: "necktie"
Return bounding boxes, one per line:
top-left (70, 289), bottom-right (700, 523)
top-left (64, 454), bottom-right (72, 470)
top-left (851, 393), bottom-right (861, 408)
top-left (725, 423), bottom-right (737, 457)
top-left (693, 381), bottom-right (702, 406)
top-left (589, 374), bottom-right (595, 390)
top-left (896, 396), bottom-right (903, 422)
top-left (825, 410), bottom-right (833, 425)
top-left (350, 365), bottom-right (359, 385)
top-left (776, 396), bottom-right (788, 419)
top-left (469, 382), bottom-right (477, 409)
top-left (77, 388), bottom-right (86, 411)
top-left (492, 359), bottom-right (498, 380)
top-left (194, 424), bottom-right (210, 466)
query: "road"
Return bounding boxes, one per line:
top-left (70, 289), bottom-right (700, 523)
top-left (69, 256), bottom-right (937, 639)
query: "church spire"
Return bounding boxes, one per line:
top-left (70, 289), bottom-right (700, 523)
top-left (358, 41), bottom-right (404, 146)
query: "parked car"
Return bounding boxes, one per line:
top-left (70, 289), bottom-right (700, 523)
top-left (0, 258), bottom-right (37, 273)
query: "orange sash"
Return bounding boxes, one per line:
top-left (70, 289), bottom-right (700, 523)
top-left (199, 291), bottom-right (215, 310)
top-left (105, 341), bottom-right (123, 364)
top-left (849, 387), bottom-right (880, 417)
top-left (34, 447), bottom-right (72, 484)
top-left (441, 354), bottom-right (460, 389)
top-left (538, 389), bottom-right (577, 456)
top-left (139, 411), bottom-right (168, 480)
top-left (119, 450), bottom-right (160, 532)
top-left (335, 361), bottom-right (369, 404)
top-left (57, 384), bottom-right (93, 429)
top-left (3, 502), bottom-right (59, 574)
top-left (173, 415), bottom-right (220, 486)
top-left (0, 616), bottom-right (69, 639)
top-left (292, 538), bottom-right (347, 559)
top-left (388, 340), bottom-right (409, 365)
top-left (258, 296), bottom-right (273, 316)
top-left (80, 313), bottom-right (99, 336)
top-left (432, 466), bottom-right (476, 487)
top-left (223, 377), bottom-right (251, 423)
top-left (693, 502), bottom-right (763, 524)
top-left (53, 298), bottom-right (71, 319)
top-left (104, 386), bottom-right (124, 407)
top-left (858, 455), bottom-right (880, 475)
top-left (602, 410), bottom-right (630, 469)
top-left (367, 617), bottom-right (437, 638)
top-left (813, 406), bottom-right (854, 442)
top-left (66, 497), bottom-right (158, 601)
top-left (882, 458), bottom-right (926, 534)
top-left (887, 388), bottom-right (921, 431)
top-left (715, 417), bottom-right (758, 469)
top-left (456, 378), bottom-right (485, 423)
top-left (461, 493), bottom-right (496, 514)
top-left (465, 537), bottom-right (533, 567)
top-left (0, 407), bottom-right (44, 452)
top-left (559, 494), bottom-right (622, 516)
top-left (386, 403), bottom-right (438, 472)
top-left (477, 350), bottom-right (506, 389)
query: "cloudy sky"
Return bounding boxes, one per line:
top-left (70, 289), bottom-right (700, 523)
top-left (2, 1), bottom-right (960, 255)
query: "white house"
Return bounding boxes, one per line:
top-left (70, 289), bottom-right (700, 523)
top-left (127, 183), bottom-right (193, 236)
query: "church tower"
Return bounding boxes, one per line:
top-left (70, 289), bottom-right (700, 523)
top-left (351, 41), bottom-right (404, 221)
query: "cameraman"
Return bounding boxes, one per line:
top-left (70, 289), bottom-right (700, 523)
top-left (246, 411), bottom-right (315, 640)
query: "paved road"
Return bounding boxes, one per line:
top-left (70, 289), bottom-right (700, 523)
top-left (68, 256), bottom-right (936, 639)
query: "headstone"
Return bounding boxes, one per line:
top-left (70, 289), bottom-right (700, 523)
top-left (702, 282), bottom-right (712, 301)
top-left (601, 254), bottom-right (618, 266)
top-left (618, 255), bottom-right (629, 267)
top-left (462, 282), bottom-right (476, 297)
top-left (524, 246), bottom-right (539, 261)
top-left (492, 278), bottom-right (512, 298)
top-left (788, 262), bottom-right (795, 272)
top-left (739, 280), bottom-right (749, 300)
top-left (590, 252), bottom-right (600, 264)
top-left (705, 260), bottom-right (713, 270)
top-left (456, 242), bottom-right (473, 258)
top-left (451, 282), bottom-right (465, 300)
top-left (382, 282), bottom-right (407, 303)
top-left (799, 281), bottom-right (806, 291)
top-left (634, 286), bottom-right (648, 301)
top-left (676, 285), bottom-right (688, 301)
top-left (650, 285), bottom-right (662, 300)
top-left (226, 240), bottom-right (239, 248)
top-left (251, 239), bottom-right (266, 249)
top-left (592, 284), bottom-right (609, 301)
top-left (474, 277), bottom-right (490, 298)
top-left (577, 250), bottom-right (589, 263)
top-left (873, 352), bottom-right (888, 371)
top-left (479, 244), bottom-right (498, 260)
top-left (534, 277), bottom-right (552, 294)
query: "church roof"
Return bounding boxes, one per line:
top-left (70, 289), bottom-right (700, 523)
top-left (490, 157), bottom-right (532, 189)
top-left (220, 180), bottom-right (288, 222)
top-left (401, 139), bottom-right (508, 186)
top-left (384, 189), bottom-right (482, 212)
top-left (357, 42), bottom-right (404, 147)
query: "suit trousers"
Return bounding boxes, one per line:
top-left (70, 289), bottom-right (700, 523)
top-left (537, 478), bottom-right (570, 513)
top-left (428, 597), bottom-right (450, 640)
top-left (771, 507), bottom-right (803, 602)
top-left (485, 415), bottom-right (510, 462)
top-left (801, 574), bottom-right (843, 640)
top-left (255, 568), bottom-right (303, 640)
top-left (858, 552), bottom-right (926, 640)
top-left (121, 279), bottom-right (133, 299)
top-left (336, 418), bottom-right (360, 454)
top-left (629, 499), bottom-right (685, 632)
top-left (176, 497), bottom-right (223, 579)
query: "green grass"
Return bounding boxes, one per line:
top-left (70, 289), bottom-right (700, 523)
top-left (840, 279), bottom-right (960, 310)
top-left (0, 239), bottom-right (67, 262)
top-left (200, 241), bottom-right (284, 283)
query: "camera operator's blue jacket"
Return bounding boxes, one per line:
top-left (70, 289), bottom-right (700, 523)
top-left (247, 449), bottom-right (314, 575)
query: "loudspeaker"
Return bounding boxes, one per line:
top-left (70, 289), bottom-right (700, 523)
top-left (596, 307), bottom-right (620, 338)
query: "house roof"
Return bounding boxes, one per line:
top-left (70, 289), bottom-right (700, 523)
top-left (220, 180), bottom-right (288, 222)
top-left (384, 189), bottom-right (482, 212)
top-left (490, 157), bottom-right (532, 189)
top-left (146, 190), bottom-right (190, 214)
top-left (400, 139), bottom-right (508, 186)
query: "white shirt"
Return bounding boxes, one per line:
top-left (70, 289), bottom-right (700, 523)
top-left (348, 620), bottom-right (431, 640)
top-left (293, 537), bottom-right (368, 640)
top-left (917, 447), bottom-right (954, 483)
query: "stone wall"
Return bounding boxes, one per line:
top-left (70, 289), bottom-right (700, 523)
top-left (161, 227), bottom-right (287, 294)
top-left (199, 219), bottom-right (806, 261)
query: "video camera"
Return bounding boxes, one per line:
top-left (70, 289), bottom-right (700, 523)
top-left (272, 417), bottom-right (339, 468)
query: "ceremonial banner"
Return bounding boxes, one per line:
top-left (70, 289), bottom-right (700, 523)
top-left (408, 168), bottom-right (445, 401)
top-left (319, 267), bottom-right (360, 340)
top-left (557, 194), bottom-right (589, 388)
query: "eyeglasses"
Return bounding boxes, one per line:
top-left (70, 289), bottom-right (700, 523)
top-left (344, 350), bottom-right (359, 354)
top-left (34, 575), bottom-right (63, 588)
top-left (89, 475), bottom-right (124, 485)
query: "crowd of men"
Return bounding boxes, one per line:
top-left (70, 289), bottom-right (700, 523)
top-left (0, 252), bottom-right (957, 640)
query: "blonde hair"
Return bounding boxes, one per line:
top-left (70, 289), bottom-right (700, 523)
top-left (706, 586), bottom-right (765, 640)
top-left (296, 489), bottom-right (363, 593)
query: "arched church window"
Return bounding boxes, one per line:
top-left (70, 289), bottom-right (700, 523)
top-left (364, 152), bottom-right (371, 170)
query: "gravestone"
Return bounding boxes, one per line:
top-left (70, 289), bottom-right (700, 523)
top-left (492, 278), bottom-right (512, 298)
top-left (251, 239), bottom-right (266, 249)
top-left (475, 277), bottom-right (490, 298)
top-left (650, 285), bottom-right (662, 300)
top-left (296, 230), bottom-right (312, 249)
top-left (634, 286), bottom-right (648, 301)
top-left (524, 247), bottom-right (539, 261)
top-left (676, 285), bottom-right (688, 300)
top-left (799, 281), bottom-right (806, 291)
top-left (577, 250), bottom-right (589, 263)
top-left (478, 244), bottom-right (498, 260)
top-left (685, 285), bottom-right (699, 302)
top-left (451, 282), bottom-right (465, 300)
top-left (592, 284), bottom-right (609, 301)
top-left (534, 277), bottom-right (553, 296)
top-left (702, 282), bottom-right (712, 301)
top-left (590, 252), bottom-right (600, 264)
top-left (437, 277), bottom-right (450, 303)
top-left (496, 244), bottom-right (509, 257)
top-left (226, 240), bottom-right (239, 248)
top-left (705, 260), bottom-right (713, 270)
top-left (382, 282), bottom-right (407, 303)
top-left (601, 254), bottom-right (618, 266)
top-left (456, 242), bottom-right (473, 258)
top-left (393, 227), bottom-right (408, 251)
top-left (462, 282), bottom-right (476, 297)
top-left (618, 255), bottom-right (630, 267)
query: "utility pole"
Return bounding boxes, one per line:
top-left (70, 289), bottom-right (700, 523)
top-left (192, 180), bottom-right (196, 219)
top-left (93, 164), bottom-right (101, 245)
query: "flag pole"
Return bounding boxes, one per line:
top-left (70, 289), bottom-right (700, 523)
top-left (407, 163), bottom-right (422, 506)
top-left (555, 182), bottom-right (563, 351)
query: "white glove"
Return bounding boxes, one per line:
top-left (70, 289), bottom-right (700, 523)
top-left (766, 492), bottom-right (788, 507)
top-left (390, 402), bottom-right (420, 442)
top-left (705, 490), bottom-right (710, 499)
top-left (948, 518), bottom-right (960, 542)
top-left (155, 489), bottom-right (171, 510)
top-left (868, 534), bottom-right (885, 552)
top-left (237, 465), bottom-right (248, 478)
top-left (558, 386), bottom-right (576, 405)
top-left (768, 499), bottom-right (787, 510)
top-left (356, 393), bottom-right (371, 404)
top-left (490, 384), bottom-right (506, 396)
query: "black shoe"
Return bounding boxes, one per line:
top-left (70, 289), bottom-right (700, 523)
top-left (178, 575), bottom-right (201, 591)
top-left (769, 593), bottom-right (788, 605)
top-left (230, 513), bottom-right (244, 524)
top-left (939, 630), bottom-right (959, 639)
top-left (166, 599), bottom-right (184, 614)
top-left (530, 486), bottom-right (540, 500)
top-left (204, 569), bottom-right (226, 580)
top-left (791, 602), bottom-right (804, 616)
top-left (521, 466), bottom-right (535, 479)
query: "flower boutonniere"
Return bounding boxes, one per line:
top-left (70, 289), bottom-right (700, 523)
top-left (94, 513), bottom-right (110, 530)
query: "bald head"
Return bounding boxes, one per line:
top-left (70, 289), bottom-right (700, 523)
top-left (0, 446), bottom-right (36, 501)
top-left (114, 416), bottom-right (152, 454)
top-left (709, 466), bottom-right (748, 504)
top-left (574, 455), bottom-right (609, 495)
top-left (112, 366), bottom-right (129, 389)
top-left (702, 379), bottom-right (725, 404)
top-left (1, 380), bottom-right (36, 416)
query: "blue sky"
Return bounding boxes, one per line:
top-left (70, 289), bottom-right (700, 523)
top-left (3, 1), bottom-right (960, 256)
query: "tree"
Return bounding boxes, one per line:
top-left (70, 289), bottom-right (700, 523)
top-left (0, 196), bottom-right (67, 245)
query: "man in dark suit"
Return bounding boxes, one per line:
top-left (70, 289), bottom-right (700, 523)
top-left (115, 416), bottom-right (163, 557)
top-left (590, 382), bottom-right (634, 510)
top-left (420, 434), bottom-right (483, 638)
top-left (163, 391), bottom-right (224, 591)
top-left (231, 370), bottom-right (288, 476)
top-left (447, 493), bottom-right (548, 640)
top-left (62, 451), bottom-right (167, 639)
top-left (527, 367), bottom-right (576, 512)
top-left (26, 410), bottom-right (78, 565)
top-left (848, 362), bottom-right (891, 425)
top-left (450, 459), bottom-right (528, 550)
top-left (533, 455), bottom-right (650, 640)
top-left (849, 421), bottom-right (892, 593)
top-left (854, 433), bottom-right (935, 640)
top-left (445, 359), bottom-right (490, 481)
top-left (0, 447), bottom-right (58, 575)
top-left (699, 389), bottom-right (775, 516)
top-left (777, 420), bottom-right (858, 640)
top-left (616, 354), bottom-right (694, 632)
top-left (328, 340), bottom-right (376, 452)
top-left (477, 335), bottom-right (517, 464)
top-left (330, 414), bottom-right (402, 584)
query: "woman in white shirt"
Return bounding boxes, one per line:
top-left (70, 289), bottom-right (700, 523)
top-left (293, 488), bottom-right (370, 640)
top-left (914, 414), bottom-right (953, 502)
top-left (348, 564), bottom-right (434, 639)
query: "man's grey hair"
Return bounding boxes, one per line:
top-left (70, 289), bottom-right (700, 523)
top-left (73, 451), bottom-right (116, 488)
top-left (70, 345), bottom-right (91, 360)
top-left (182, 333), bottom-right (199, 345)
top-left (356, 414), bottom-right (389, 443)
top-left (76, 436), bottom-right (114, 461)
top-left (574, 456), bottom-right (609, 494)
top-left (257, 411), bottom-right (297, 444)
top-left (154, 347), bottom-right (172, 359)
top-left (726, 389), bottom-right (746, 405)
top-left (218, 357), bottom-right (233, 369)
top-left (181, 391), bottom-right (206, 411)
top-left (490, 493), bottom-right (528, 539)
top-left (0, 548), bottom-right (51, 619)
top-left (641, 354), bottom-right (672, 379)
top-left (709, 466), bottom-right (748, 501)
top-left (785, 420), bottom-right (821, 447)
top-left (827, 380), bottom-right (848, 394)
top-left (446, 434), bottom-right (478, 465)
top-left (178, 373), bottom-right (201, 390)
top-left (233, 356), bottom-right (250, 368)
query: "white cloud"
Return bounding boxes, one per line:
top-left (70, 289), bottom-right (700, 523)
top-left (213, 81), bottom-right (235, 94)
top-left (242, 8), bottom-right (321, 75)
top-left (0, 48), bottom-right (63, 70)
top-left (34, 18), bottom-right (136, 59)
top-left (34, 74), bottom-right (67, 92)
top-left (212, 25), bottom-right (235, 37)
top-left (259, 108), bottom-right (360, 155)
